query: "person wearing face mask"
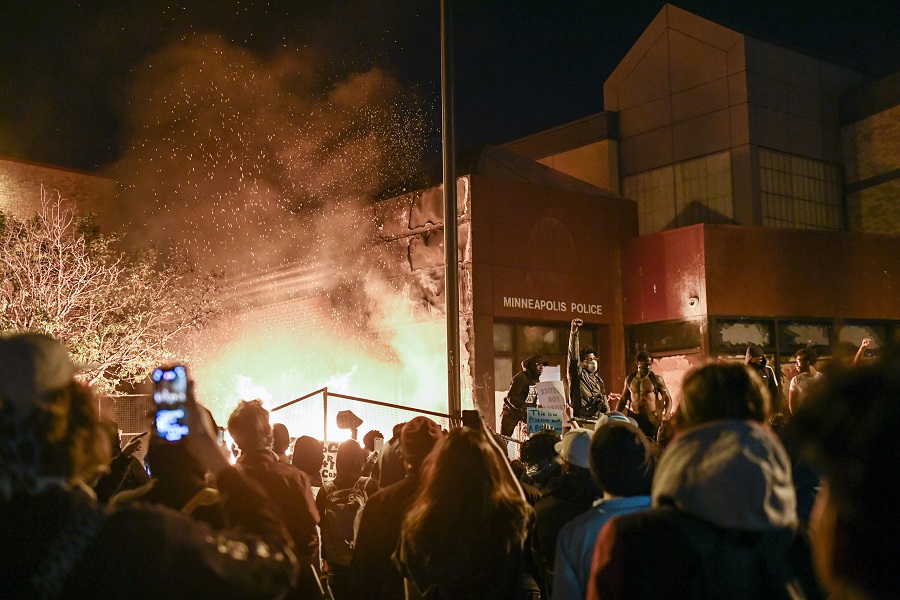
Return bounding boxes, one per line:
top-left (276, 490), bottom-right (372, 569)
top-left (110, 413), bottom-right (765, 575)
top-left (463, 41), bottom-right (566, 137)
top-left (616, 352), bottom-right (671, 441)
top-left (567, 319), bottom-right (610, 420)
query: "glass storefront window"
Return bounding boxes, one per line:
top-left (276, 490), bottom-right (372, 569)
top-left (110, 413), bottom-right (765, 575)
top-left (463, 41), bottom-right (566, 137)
top-left (623, 151), bottom-right (733, 235)
top-left (779, 322), bottom-right (831, 355)
top-left (627, 319), bottom-right (702, 355)
top-left (517, 325), bottom-right (564, 355)
top-left (493, 322), bottom-right (514, 353)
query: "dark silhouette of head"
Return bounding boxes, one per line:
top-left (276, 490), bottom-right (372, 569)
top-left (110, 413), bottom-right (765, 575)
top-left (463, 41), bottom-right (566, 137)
top-left (399, 417), bottom-right (442, 472)
top-left (335, 438), bottom-right (366, 476)
top-left (590, 422), bottom-right (654, 497)
top-left (0, 333), bottom-right (109, 483)
top-left (291, 435), bottom-right (324, 478)
top-left (678, 362), bottom-right (768, 431)
top-left (520, 428), bottom-right (560, 469)
top-left (790, 355), bottom-right (900, 600)
top-left (272, 423), bottom-right (290, 455)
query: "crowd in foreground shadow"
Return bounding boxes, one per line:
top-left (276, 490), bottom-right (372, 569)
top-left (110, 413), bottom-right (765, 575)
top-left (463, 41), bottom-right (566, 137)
top-left (0, 332), bottom-right (896, 600)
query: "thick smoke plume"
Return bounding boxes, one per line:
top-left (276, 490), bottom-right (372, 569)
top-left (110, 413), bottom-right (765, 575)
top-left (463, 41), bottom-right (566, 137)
top-left (113, 33), bottom-right (426, 277)
top-left (109, 34), bottom-right (456, 426)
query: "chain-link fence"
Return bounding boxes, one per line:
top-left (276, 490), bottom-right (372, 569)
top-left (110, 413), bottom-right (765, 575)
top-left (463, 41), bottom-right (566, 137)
top-left (97, 394), bottom-right (152, 460)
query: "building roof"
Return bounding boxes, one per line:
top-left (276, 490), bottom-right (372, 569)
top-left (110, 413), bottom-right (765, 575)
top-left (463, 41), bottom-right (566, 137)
top-left (502, 112), bottom-right (618, 160)
top-left (377, 143), bottom-right (619, 200)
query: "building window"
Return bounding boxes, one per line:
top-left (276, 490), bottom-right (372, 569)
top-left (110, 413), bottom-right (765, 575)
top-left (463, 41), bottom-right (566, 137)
top-left (759, 150), bottom-right (843, 230)
top-left (778, 321), bottom-right (832, 356)
top-left (623, 152), bottom-right (733, 235)
top-left (624, 166), bottom-right (676, 235)
top-left (675, 152), bottom-right (733, 226)
top-left (493, 321), bottom-right (594, 392)
top-left (712, 319), bottom-right (774, 354)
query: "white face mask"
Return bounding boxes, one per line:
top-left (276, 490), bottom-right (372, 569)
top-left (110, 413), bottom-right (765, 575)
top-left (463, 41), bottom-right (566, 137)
top-left (586, 360), bottom-right (598, 373)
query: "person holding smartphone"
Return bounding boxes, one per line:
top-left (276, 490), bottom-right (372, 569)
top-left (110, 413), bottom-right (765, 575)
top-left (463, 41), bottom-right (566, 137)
top-left (0, 333), bottom-right (297, 599)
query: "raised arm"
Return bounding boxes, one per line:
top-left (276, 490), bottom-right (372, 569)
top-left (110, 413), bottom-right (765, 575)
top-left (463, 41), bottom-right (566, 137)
top-left (568, 319), bottom-right (582, 381)
top-left (853, 338), bottom-right (872, 366)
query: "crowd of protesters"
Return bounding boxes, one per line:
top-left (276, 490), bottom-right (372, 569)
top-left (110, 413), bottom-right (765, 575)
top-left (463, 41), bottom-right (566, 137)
top-left (0, 331), bottom-right (896, 600)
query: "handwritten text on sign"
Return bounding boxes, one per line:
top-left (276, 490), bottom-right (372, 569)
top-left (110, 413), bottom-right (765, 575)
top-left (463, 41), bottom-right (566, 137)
top-left (536, 380), bottom-right (567, 412)
top-left (527, 408), bottom-right (565, 436)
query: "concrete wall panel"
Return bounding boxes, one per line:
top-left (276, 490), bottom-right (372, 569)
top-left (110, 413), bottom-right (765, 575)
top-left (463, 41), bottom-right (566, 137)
top-left (751, 104), bottom-right (792, 151)
top-left (672, 79), bottom-right (730, 122)
top-left (619, 33), bottom-right (672, 109)
top-left (727, 37), bottom-right (746, 75)
top-left (668, 30), bottom-right (728, 93)
top-left (703, 226), bottom-right (900, 319)
top-left (620, 127), bottom-right (674, 175)
top-left (620, 96), bottom-right (672, 137)
top-left (730, 104), bottom-right (751, 147)
top-left (672, 108), bottom-right (732, 162)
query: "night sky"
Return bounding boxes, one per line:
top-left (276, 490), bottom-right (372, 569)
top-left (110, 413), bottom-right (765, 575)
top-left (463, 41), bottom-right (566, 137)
top-left (1, 0), bottom-right (897, 174)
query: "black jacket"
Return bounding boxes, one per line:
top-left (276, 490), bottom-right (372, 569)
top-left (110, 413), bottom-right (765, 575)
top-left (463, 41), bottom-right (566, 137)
top-left (531, 468), bottom-right (601, 594)
top-left (350, 475), bottom-right (421, 600)
top-left (236, 448), bottom-right (320, 564)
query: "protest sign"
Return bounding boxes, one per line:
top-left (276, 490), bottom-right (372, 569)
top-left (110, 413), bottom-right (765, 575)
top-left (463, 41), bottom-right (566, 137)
top-left (527, 407), bottom-right (564, 436)
top-left (536, 380), bottom-right (567, 411)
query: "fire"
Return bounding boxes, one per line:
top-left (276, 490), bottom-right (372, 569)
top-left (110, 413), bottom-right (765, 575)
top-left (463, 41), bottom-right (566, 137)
top-left (107, 33), bottom-right (469, 440)
top-left (188, 273), bottom-right (469, 442)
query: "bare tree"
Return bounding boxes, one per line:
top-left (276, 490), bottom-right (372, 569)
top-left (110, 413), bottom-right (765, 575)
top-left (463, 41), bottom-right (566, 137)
top-left (0, 189), bottom-right (221, 394)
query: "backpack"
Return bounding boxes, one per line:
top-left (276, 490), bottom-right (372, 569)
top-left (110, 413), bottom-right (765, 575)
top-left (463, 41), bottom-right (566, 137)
top-left (320, 478), bottom-right (368, 567)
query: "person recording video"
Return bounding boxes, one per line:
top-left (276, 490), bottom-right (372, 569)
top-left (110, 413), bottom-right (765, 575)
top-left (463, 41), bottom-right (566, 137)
top-left (0, 333), bottom-right (297, 599)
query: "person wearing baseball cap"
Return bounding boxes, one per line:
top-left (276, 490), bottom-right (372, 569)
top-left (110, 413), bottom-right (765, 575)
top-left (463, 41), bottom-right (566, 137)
top-left (351, 416), bottom-right (443, 599)
top-left (499, 355), bottom-right (549, 437)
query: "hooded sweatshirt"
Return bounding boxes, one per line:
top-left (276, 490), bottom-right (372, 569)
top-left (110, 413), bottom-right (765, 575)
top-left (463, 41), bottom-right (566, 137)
top-left (588, 421), bottom-right (816, 600)
top-left (744, 346), bottom-right (781, 410)
top-left (652, 420), bottom-right (797, 530)
top-left (503, 356), bottom-right (544, 412)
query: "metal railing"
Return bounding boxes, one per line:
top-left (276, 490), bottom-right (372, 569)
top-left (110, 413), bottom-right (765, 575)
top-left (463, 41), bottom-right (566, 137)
top-left (271, 387), bottom-right (454, 442)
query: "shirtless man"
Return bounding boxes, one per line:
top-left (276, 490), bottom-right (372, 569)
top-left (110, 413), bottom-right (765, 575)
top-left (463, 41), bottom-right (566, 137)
top-left (615, 352), bottom-right (671, 440)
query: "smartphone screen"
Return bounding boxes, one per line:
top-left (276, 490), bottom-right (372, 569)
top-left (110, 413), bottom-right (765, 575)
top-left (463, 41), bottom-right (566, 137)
top-left (152, 365), bottom-right (189, 442)
top-left (373, 437), bottom-right (384, 454)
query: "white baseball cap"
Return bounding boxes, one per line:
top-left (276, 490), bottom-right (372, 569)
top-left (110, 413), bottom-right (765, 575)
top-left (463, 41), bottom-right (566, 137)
top-left (554, 428), bottom-right (593, 469)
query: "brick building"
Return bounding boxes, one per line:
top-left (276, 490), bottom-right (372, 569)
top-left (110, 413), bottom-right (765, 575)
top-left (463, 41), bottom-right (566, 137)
top-left (0, 155), bottom-right (117, 222)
